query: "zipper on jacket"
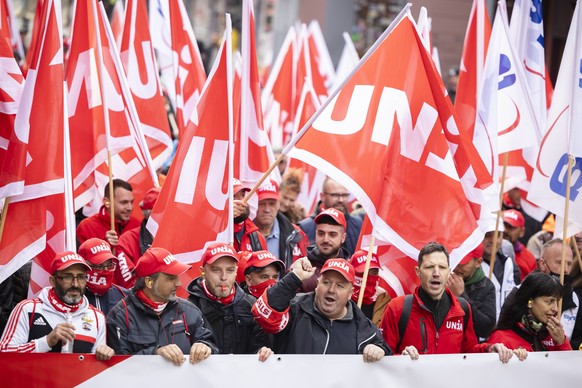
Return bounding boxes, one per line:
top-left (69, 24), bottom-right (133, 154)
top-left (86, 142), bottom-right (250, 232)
top-left (284, 230), bottom-right (299, 266)
top-left (358, 333), bottom-right (376, 352)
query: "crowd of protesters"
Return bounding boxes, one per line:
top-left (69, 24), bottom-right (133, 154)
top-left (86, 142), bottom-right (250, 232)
top-left (1, 173), bottom-right (580, 367)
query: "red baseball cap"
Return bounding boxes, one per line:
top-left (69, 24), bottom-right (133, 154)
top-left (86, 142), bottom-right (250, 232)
top-left (200, 242), bottom-right (239, 267)
top-left (51, 252), bottom-right (91, 274)
top-left (458, 244), bottom-right (484, 266)
top-left (503, 209), bottom-right (525, 228)
top-left (78, 238), bottom-right (116, 265)
top-left (349, 250), bottom-right (381, 273)
top-left (320, 258), bottom-right (355, 283)
top-left (134, 247), bottom-right (191, 277)
top-left (244, 250), bottom-right (285, 275)
top-left (140, 187), bottom-right (160, 210)
top-left (233, 178), bottom-right (250, 196)
top-left (257, 180), bottom-right (279, 201)
top-left (314, 208), bottom-right (347, 230)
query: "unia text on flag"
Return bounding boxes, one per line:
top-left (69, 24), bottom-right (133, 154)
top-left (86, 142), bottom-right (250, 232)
top-left (148, 16), bottom-right (233, 296)
top-left (262, 25), bottom-right (296, 149)
top-left (284, 5), bottom-right (492, 268)
top-left (473, 0), bottom-right (541, 229)
top-left (0, 0), bottom-right (72, 287)
top-left (168, 0), bottom-right (207, 138)
top-left (287, 78), bottom-right (326, 216)
top-left (529, 0), bottom-right (582, 238)
top-left (506, 0), bottom-right (551, 222)
top-left (0, 20), bottom-right (24, 199)
top-left (236, 0), bottom-right (279, 185)
top-left (357, 216), bottom-right (419, 299)
top-left (455, 0), bottom-right (491, 138)
top-left (119, 0), bottom-right (173, 172)
top-left (66, 0), bottom-right (157, 217)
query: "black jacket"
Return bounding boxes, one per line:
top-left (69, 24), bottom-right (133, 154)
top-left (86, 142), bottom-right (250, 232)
top-left (106, 290), bottom-right (218, 355)
top-left (187, 278), bottom-right (270, 354)
top-left (300, 245), bottom-right (350, 292)
top-left (277, 212), bottom-right (306, 270)
top-left (461, 275), bottom-right (497, 339)
top-left (85, 284), bottom-right (127, 317)
top-left (264, 273), bottom-right (391, 355)
top-left (297, 202), bottom-right (363, 256)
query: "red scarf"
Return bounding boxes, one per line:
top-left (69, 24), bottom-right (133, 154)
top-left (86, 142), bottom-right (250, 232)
top-left (48, 288), bottom-right (82, 313)
top-left (201, 279), bottom-right (236, 305)
top-left (248, 279), bottom-right (276, 298)
top-left (86, 269), bottom-right (114, 296)
top-left (351, 275), bottom-right (379, 305)
top-left (136, 289), bottom-right (168, 314)
top-left (233, 221), bottom-right (244, 233)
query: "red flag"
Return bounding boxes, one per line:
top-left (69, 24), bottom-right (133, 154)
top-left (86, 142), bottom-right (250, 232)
top-left (110, 0), bottom-right (124, 48)
top-left (455, 0), bottom-right (491, 137)
top-left (357, 217), bottom-right (419, 298)
top-left (0, 0), bottom-right (24, 63)
top-left (306, 20), bottom-right (335, 98)
top-left (66, 0), bottom-right (156, 214)
top-left (120, 0), bottom-right (172, 171)
top-left (22, 0), bottom-right (46, 76)
top-left (149, 17), bottom-right (233, 271)
top-left (262, 26), bottom-right (296, 149)
top-left (0, 23), bottom-right (24, 198)
top-left (285, 8), bottom-right (491, 266)
top-left (235, 0), bottom-right (278, 185)
top-left (168, 0), bottom-right (207, 137)
top-left (0, 0), bottom-right (71, 284)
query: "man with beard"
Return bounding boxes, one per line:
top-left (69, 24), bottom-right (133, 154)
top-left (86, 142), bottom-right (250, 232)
top-left (0, 252), bottom-right (113, 359)
top-left (298, 178), bottom-right (362, 255)
top-left (300, 208), bottom-right (350, 292)
top-left (232, 178), bottom-right (267, 252)
top-left (116, 187), bottom-right (160, 288)
top-left (252, 257), bottom-right (390, 361)
top-left (187, 242), bottom-right (272, 360)
top-left (79, 238), bottom-right (126, 316)
top-left (107, 247), bottom-right (218, 366)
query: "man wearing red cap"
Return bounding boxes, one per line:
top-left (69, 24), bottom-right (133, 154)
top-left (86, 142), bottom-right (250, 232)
top-left (298, 178), bottom-right (363, 256)
top-left (76, 179), bottom-right (140, 250)
top-left (502, 209), bottom-right (536, 281)
top-left (186, 242), bottom-right (272, 360)
top-left (349, 250), bottom-right (390, 326)
top-left (446, 244), bottom-right (496, 339)
top-left (252, 257), bottom-right (389, 361)
top-left (381, 242), bottom-right (513, 362)
top-left (232, 178), bottom-right (267, 252)
top-left (115, 187), bottom-right (161, 288)
top-left (243, 250), bottom-right (286, 298)
top-left (253, 180), bottom-right (308, 269)
top-left (300, 207), bottom-right (350, 292)
top-left (106, 247), bottom-right (218, 365)
top-left (0, 252), bottom-right (113, 360)
top-left (78, 238), bottom-right (127, 316)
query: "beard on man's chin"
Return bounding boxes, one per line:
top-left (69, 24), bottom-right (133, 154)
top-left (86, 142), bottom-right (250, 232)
top-left (234, 208), bottom-right (250, 224)
top-left (55, 285), bottom-right (84, 305)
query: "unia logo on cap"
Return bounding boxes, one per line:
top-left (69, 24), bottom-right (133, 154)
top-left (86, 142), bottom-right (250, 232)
top-left (260, 182), bottom-right (277, 193)
top-left (323, 208), bottom-right (340, 218)
top-left (90, 242), bottom-right (111, 254)
top-left (257, 252), bottom-right (275, 260)
top-left (354, 254), bottom-right (367, 265)
top-left (60, 253), bottom-right (80, 263)
top-left (211, 245), bottom-right (234, 256)
top-left (505, 211), bottom-right (519, 221)
top-left (326, 260), bottom-right (350, 273)
top-left (163, 255), bottom-right (176, 265)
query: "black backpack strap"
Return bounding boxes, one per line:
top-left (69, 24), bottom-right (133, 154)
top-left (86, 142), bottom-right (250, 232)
top-left (396, 295), bottom-right (413, 352)
top-left (457, 296), bottom-right (470, 333)
top-left (249, 231), bottom-right (263, 252)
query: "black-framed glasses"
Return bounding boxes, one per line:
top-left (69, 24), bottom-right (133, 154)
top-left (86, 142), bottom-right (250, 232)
top-left (90, 262), bottom-right (117, 271)
top-left (323, 192), bottom-right (350, 200)
top-left (54, 274), bottom-right (88, 284)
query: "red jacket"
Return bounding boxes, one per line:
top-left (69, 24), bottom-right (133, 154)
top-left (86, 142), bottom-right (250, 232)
top-left (488, 326), bottom-right (573, 351)
top-left (380, 287), bottom-right (490, 354)
top-left (514, 242), bottom-right (537, 281)
top-left (114, 226), bottom-right (140, 288)
top-left (233, 219), bottom-right (267, 252)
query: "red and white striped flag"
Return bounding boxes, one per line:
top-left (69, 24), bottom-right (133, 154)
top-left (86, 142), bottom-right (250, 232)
top-left (0, 0), bottom-right (74, 286)
top-left (284, 6), bottom-right (492, 266)
top-left (306, 20), bottom-right (335, 98)
top-left (149, 16), bottom-right (233, 267)
top-left (110, 0), bottom-right (124, 48)
top-left (0, 0), bottom-right (24, 63)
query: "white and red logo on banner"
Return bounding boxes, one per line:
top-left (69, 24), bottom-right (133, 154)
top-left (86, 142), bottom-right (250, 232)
top-left (148, 17), bottom-right (233, 290)
top-left (285, 7), bottom-right (491, 266)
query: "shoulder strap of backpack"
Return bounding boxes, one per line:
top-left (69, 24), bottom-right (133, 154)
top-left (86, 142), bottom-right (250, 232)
top-left (396, 295), bottom-right (413, 352)
top-left (457, 296), bottom-right (470, 333)
top-left (249, 231), bottom-right (263, 252)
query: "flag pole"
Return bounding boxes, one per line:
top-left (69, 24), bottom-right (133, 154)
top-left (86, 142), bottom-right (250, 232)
top-left (488, 152), bottom-right (509, 279)
top-left (558, 154), bottom-right (574, 316)
top-left (357, 235), bottom-right (376, 308)
top-left (90, 0), bottom-right (115, 233)
top-left (241, 153), bottom-right (285, 204)
top-left (0, 198), bottom-right (10, 244)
